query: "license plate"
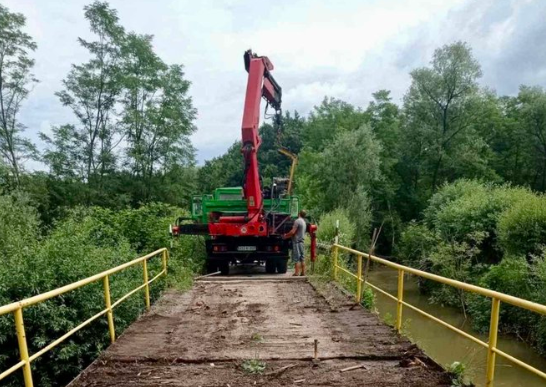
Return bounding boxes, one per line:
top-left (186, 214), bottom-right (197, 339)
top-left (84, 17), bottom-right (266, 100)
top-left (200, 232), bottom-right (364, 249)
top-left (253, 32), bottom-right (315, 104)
top-left (237, 246), bottom-right (256, 252)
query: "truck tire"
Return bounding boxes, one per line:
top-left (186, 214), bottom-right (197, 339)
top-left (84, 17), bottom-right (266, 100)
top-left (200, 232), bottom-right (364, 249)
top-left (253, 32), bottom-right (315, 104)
top-left (276, 258), bottom-right (288, 274)
top-left (265, 259), bottom-right (276, 274)
top-left (219, 261), bottom-right (230, 276)
top-left (206, 261), bottom-right (218, 274)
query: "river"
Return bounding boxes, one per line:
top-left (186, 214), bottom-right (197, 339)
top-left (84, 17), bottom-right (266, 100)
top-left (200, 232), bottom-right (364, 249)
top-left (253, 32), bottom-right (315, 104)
top-left (366, 267), bottom-right (546, 387)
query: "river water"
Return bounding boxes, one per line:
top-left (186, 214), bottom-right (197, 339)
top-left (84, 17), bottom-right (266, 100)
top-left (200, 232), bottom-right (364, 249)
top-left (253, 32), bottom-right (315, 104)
top-left (366, 267), bottom-right (546, 387)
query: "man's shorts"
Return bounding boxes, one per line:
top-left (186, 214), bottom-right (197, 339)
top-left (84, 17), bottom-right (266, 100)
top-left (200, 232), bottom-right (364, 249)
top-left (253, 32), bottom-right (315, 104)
top-left (292, 241), bottom-right (305, 263)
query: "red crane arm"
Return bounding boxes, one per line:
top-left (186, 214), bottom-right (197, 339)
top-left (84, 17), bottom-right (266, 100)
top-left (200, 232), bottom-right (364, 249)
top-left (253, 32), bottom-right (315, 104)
top-left (207, 50), bottom-right (282, 238)
top-left (241, 50), bottom-right (282, 219)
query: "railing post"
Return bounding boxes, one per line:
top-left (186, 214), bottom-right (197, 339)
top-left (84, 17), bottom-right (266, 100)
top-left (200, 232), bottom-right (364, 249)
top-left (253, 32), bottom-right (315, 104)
top-left (103, 275), bottom-right (116, 343)
top-left (143, 259), bottom-right (151, 311)
top-left (356, 254), bottom-right (363, 303)
top-left (332, 245), bottom-right (339, 281)
top-left (162, 249), bottom-right (168, 275)
top-left (395, 269), bottom-right (404, 333)
top-left (14, 308), bottom-right (33, 387)
top-left (333, 220), bottom-right (339, 281)
top-left (486, 298), bottom-right (501, 387)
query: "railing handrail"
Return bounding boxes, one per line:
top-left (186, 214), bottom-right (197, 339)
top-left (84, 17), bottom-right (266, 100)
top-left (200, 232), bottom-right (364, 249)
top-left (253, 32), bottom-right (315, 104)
top-left (328, 241), bottom-right (546, 387)
top-left (334, 244), bottom-right (546, 316)
top-left (0, 247), bottom-right (167, 315)
top-left (0, 247), bottom-right (169, 387)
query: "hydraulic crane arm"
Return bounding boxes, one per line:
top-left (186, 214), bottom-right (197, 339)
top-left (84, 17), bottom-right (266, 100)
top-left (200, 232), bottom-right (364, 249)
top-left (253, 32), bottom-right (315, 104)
top-left (204, 50), bottom-right (283, 237)
top-left (243, 50), bottom-right (282, 110)
top-left (241, 50), bottom-right (282, 220)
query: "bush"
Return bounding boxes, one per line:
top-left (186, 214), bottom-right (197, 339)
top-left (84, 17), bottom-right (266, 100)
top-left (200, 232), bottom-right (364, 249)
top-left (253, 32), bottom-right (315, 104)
top-left (399, 180), bottom-right (546, 353)
top-left (0, 193), bottom-right (41, 305)
top-left (424, 181), bottom-right (534, 263)
top-left (314, 208), bottom-right (355, 278)
top-left (466, 255), bottom-right (546, 353)
top-left (101, 203), bottom-right (206, 289)
top-left (399, 221), bottom-right (438, 267)
top-left (0, 200), bottom-right (203, 386)
top-left (399, 179), bottom-right (546, 354)
top-left (312, 208), bottom-right (374, 309)
top-left (467, 256), bottom-right (531, 329)
top-left (423, 179), bottom-right (487, 228)
top-left (316, 207), bottom-right (356, 247)
top-left (497, 194), bottom-right (546, 258)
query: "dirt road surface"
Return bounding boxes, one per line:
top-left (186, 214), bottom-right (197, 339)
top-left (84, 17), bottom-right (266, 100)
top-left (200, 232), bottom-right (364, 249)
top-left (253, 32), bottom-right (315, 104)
top-left (69, 271), bottom-right (451, 386)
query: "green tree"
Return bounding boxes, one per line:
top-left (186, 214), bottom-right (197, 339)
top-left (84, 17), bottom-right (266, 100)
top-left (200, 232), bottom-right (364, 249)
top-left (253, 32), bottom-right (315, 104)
top-left (479, 94), bottom-right (530, 186)
top-left (366, 90), bottom-right (400, 155)
top-left (346, 185), bottom-right (373, 250)
top-left (41, 124), bottom-right (85, 180)
top-left (54, 1), bottom-right (125, 192)
top-left (258, 111), bottom-right (305, 185)
top-left (298, 124), bottom-right (383, 214)
top-left (302, 97), bottom-right (367, 151)
top-left (518, 85), bottom-right (546, 191)
top-left (120, 33), bottom-right (197, 200)
top-left (401, 42), bottom-right (490, 203)
top-left (0, 4), bottom-right (38, 188)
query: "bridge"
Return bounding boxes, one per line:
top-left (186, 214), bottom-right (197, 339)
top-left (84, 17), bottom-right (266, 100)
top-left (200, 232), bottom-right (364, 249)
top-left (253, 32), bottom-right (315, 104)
top-left (1, 244), bottom-right (546, 387)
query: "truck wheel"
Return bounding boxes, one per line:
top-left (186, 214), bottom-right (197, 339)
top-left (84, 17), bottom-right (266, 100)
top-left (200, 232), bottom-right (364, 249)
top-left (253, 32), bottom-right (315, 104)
top-left (276, 258), bottom-right (288, 274)
top-left (206, 261), bottom-right (218, 274)
top-left (265, 259), bottom-right (276, 274)
top-left (219, 261), bottom-right (230, 276)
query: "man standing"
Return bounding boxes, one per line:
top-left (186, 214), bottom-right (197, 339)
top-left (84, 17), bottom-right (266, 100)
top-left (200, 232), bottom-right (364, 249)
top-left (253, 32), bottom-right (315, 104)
top-left (283, 210), bottom-right (307, 276)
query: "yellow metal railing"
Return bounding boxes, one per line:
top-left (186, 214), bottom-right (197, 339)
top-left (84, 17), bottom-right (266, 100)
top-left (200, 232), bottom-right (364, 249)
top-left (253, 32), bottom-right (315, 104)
top-left (0, 247), bottom-right (169, 387)
top-left (329, 242), bottom-right (546, 387)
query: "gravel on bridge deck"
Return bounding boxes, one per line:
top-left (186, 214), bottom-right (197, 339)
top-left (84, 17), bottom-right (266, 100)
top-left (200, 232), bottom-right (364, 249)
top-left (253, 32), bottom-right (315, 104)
top-left (69, 273), bottom-right (451, 386)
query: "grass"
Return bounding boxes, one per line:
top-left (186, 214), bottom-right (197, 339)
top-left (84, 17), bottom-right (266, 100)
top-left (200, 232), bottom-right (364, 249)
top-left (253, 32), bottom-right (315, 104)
top-left (241, 359), bottom-right (267, 374)
top-left (448, 361), bottom-right (473, 387)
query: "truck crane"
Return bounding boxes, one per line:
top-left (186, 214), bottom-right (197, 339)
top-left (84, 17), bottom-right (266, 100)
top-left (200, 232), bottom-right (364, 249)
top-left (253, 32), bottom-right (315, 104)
top-left (171, 50), bottom-right (317, 275)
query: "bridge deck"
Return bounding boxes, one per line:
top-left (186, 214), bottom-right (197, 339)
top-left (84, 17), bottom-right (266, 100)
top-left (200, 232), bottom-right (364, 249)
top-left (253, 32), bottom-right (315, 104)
top-left (69, 273), bottom-right (450, 386)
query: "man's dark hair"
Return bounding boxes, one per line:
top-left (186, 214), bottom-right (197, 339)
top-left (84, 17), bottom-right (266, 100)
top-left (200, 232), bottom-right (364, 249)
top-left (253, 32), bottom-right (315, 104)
top-left (299, 210), bottom-right (307, 218)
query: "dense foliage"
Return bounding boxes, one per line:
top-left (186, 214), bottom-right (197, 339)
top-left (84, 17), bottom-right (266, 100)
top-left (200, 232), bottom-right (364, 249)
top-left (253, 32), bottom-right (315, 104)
top-left (0, 3), bottom-right (203, 385)
top-left (312, 208), bottom-right (374, 309)
top-left (0, 194), bottom-right (204, 386)
top-left (400, 181), bottom-right (546, 353)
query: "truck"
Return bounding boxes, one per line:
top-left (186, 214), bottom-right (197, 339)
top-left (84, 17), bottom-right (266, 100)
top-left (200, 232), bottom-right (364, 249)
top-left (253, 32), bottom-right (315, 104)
top-left (170, 50), bottom-right (316, 275)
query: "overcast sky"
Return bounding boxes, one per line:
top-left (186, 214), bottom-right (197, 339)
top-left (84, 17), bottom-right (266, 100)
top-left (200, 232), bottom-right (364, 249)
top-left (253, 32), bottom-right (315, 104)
top-left (3, 0), bottom-right (546, 166)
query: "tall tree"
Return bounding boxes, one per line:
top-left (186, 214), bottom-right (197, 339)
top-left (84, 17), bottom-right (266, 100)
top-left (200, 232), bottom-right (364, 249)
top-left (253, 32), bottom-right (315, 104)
top-left (120, 32), bottom-right (196, 199)
top-left (401, 42), bottom-right (489, 206)
top-left (41, 124), bottom-right (85, 180)
top-left (0, 5), bottom-right (37, 188)
top-left (366, 90), bottom-right (401, 203)
top-left (120, 32), bottom-right (165, 179)
top-left (257, 111), bottom-right (305, 185)
top-left (298, 124), bottom-right (383, 214)
top-left (302, 97), bottom-right (367, 151)
top-left (518, 86), bottom-right (546, 191)
top-left (54, 1), bottom-right (125, 191)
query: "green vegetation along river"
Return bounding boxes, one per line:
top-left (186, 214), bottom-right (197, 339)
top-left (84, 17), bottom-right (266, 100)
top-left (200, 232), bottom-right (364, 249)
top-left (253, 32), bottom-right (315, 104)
top-left (367, 267), bottom-right (546, 387)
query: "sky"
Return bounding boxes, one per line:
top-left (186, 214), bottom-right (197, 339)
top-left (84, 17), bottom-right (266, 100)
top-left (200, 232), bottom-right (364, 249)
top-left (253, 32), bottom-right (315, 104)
top-left (3, 0), bottom-right (546, 166)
